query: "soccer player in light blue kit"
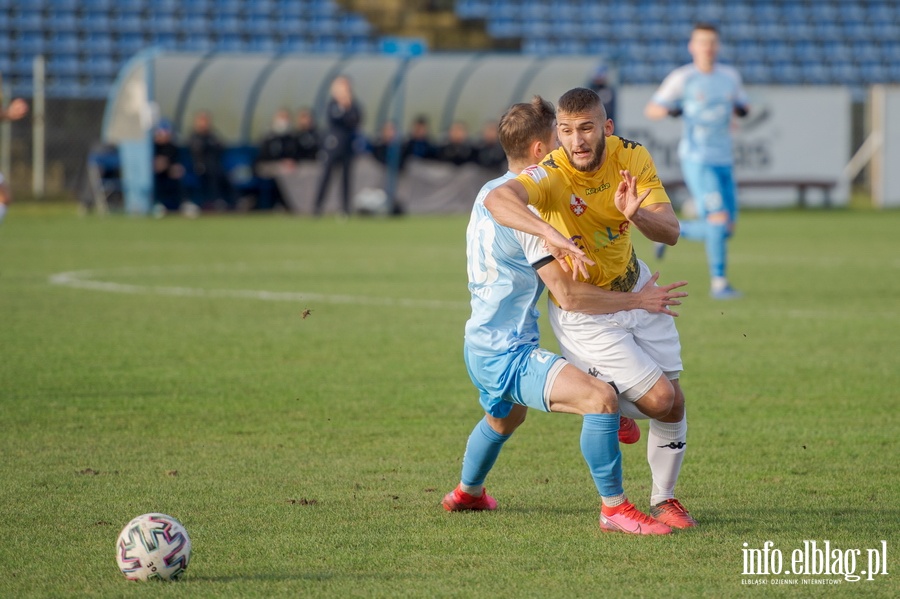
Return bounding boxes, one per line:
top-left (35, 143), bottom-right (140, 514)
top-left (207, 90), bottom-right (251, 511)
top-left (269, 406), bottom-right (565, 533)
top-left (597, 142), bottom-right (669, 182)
top-left (443, 97), bottom-right (687, 535)
top-left (645, 22), bottom-right (750, 299)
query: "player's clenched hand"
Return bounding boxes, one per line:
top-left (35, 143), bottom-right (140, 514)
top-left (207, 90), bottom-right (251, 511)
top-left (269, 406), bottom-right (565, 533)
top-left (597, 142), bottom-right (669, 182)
top-left (635, 272), bottom-right (688, 316)
top-left (542, 232), bottom-right (594, 281)
top-left (614, 169), bottom-right (650, 220)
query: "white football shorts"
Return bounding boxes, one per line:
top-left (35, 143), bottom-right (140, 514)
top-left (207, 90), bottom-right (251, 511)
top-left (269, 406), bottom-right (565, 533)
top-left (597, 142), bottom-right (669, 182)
top-left (548, 258), bottom-right (682, 401)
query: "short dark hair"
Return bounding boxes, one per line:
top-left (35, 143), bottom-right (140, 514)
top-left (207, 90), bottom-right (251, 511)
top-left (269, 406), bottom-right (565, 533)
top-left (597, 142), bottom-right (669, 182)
top-left (692, 22), bottom-right (719, 35)
top-left (497, 95), bottom-right (556, 162)
top-left (557, 87), bottom-right (606, 119)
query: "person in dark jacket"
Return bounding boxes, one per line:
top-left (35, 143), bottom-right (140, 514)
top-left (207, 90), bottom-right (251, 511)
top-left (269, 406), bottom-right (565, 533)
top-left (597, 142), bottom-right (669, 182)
top-left (313, 76), bottom-right (363, 217)
top-left (293, 108), bottom-right (320, 162)
top-left (187, 110), bottom-right (231, 210)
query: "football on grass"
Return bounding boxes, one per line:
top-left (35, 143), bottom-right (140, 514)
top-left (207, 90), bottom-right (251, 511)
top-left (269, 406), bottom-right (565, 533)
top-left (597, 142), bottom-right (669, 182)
top-left (115, 513), bottom-right (191, 581)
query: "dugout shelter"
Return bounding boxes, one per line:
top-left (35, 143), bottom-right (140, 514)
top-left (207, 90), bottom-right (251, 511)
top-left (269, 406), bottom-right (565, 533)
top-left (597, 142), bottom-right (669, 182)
top-left (102, 49), bottom-right (605, 214)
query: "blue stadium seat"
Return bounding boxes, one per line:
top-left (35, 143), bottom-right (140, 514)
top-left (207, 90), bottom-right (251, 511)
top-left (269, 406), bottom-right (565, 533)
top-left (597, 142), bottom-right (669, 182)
top-left (342, 14), bottom-right (372, 37)
top-left (487, 17), bottom-right (520, 39)
top-left (858, 61), bottom-right (888, 84)
top-left (456, 0), bottom-right (490, 20)
top-left (115, 0), bottom-right (147, 11)
top-left (279, 34), bottom-right (308, 52)
top-left (182, 37), bottom-right (215, 53)
top-left (9, 52), bottom-right (31, 75)
top-left (44, 10), bottom-right (79, 33)
top-left (871, 21), bottom-right (900, 42)
top-left (311, 36), bottom-right (344, 53)
top-left (48, 75), bottom-right (84, 98)
top-left (47, 54), bottom-right (81, 77)
top-left (311, 14), bottom-right (341, 36)
top-left (11, 10), bottom-right (43, 33)
top-left (179, 15), bottom-right (210, 36)
top-left (245, 14), bottom-right (273, 35)
top-left (245, 0), bottom-right (275, 16)
top-left (215, 33), bottom-right (246, 52)
top-left (146, 32), bottom-right (179, 49)
top-left (79, 11), bottom-right (111, 32)
top-left (80, 0), bottom-right (114, 10)
top-left (115, 32), bottom-right (146, 56)
top-left (16, 31), bottom-right (47, 55)
top-left (246, 35), bottom-right (278, 53)
top-left (81, 55), bottom-right (118, 78)
top-left (182, 1), bottom-right (211, 16)
top-left (739, 61), bottom-right (770, 85)
top-left (273, 15), bottom-right (310, 35)
top-left (83, 32), bottom-right (115, 56)
top-left (343, 36), bottom-right (375, 54)
top-left (45, 0), bottom-right (79, 9)
top-left (112, 13), bottom-right (145, 34)
top-left (211, 14), bottom-right (243, 34)
top-left (791, 41), bottom-right (820, 63)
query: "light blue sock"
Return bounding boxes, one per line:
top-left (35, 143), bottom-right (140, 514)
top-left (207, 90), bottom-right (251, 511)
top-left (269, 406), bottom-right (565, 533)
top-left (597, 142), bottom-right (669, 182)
top-left (580, 413), bottom-right (623, 498)
top-left (705, 221), bottom-right (729, 279)
top-left (460, 417), bottom-right (511, 487)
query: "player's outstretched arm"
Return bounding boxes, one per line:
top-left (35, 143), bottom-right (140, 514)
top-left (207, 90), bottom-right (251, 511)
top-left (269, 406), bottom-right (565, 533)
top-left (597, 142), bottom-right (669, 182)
top-left (485, 180), bottom-right (592, 279)
top-left (537, 263), bottom-right (687, 316)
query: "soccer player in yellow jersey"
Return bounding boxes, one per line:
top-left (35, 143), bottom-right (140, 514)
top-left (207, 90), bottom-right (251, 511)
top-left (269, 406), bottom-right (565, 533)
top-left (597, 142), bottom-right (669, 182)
top-left (483, 87), bottom-right (698, 529)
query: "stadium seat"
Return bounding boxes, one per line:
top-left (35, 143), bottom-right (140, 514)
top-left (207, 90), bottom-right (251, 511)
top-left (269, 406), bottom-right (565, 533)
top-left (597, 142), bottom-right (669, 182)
top-left (215, 33), bottom-right (247, 52)
top-left (179, 15), bottom-right (211, 36)
top-left (115, 32), bottom-right (146, 56)
top-left (83, 33), bottom-right (115, 56)
top-left (16, 31), bottom-right (47, 55)
top-left (47, 55), bottom-right (81, 77)
top-left (246, 35), bottom-right (278, 53)
top-left (79, 11), bottom-right (112, 32)
top-left (281, 35), bottom-right (310, 52)
top-left (45, 0), bottom-right (79, 9)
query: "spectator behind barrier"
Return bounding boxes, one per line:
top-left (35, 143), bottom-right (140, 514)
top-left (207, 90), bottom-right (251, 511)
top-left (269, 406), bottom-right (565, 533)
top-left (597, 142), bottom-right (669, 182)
top-left (187, 110), bottom-right (233, 211)
top-left (473, 119), bottom-right (506, 173)
top-left (152, 120), bottom-right (185, 214)
top-left (437, 121), bottom-right (476, 166)
top-left (293, 108), bottom-right (320, 162)
top-left (403, 115), bottom-right (437, 161)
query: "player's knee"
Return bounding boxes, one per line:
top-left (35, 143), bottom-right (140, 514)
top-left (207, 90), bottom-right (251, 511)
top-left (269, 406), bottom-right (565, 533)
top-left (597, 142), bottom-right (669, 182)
top-left (635, 378), bottom-right (675, 418)
top-left (658, 385), bottom-right (685, 422)
top-left (486, 406), bottom-right (527, 435)
top-left (706, 211), bottom-right (729, 225)
top-left (582, 380), bottom-right (618, 415)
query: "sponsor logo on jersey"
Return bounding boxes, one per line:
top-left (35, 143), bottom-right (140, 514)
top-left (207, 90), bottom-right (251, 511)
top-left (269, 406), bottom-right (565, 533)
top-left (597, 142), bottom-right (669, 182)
top-left (521, 164), bottom-right (547, 183)
top-left (585, 182), bottom-right (610, 195)
top-left (542, 156), bottom-right (559, 169)
top-left (570, 194), bottom-right (587, 216)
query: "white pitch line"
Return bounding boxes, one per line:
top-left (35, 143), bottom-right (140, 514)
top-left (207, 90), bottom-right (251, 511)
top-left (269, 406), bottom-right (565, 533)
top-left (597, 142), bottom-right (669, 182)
top-left (48, 269), bottom-right (468, 310)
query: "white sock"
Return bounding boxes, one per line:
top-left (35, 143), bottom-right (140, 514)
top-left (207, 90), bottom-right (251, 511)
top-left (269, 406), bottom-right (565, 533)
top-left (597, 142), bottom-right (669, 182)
top-left (0, 203), bottom-right (7, 224)
top-left (459, 483), bottom-right (483, 497)
top-left (711, 276), bottom-right (729, 292)
top-left (647, 414), bottom-right (687, 506)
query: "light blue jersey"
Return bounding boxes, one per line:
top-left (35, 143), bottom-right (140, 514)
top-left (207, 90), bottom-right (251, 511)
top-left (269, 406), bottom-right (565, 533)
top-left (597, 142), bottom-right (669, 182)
top-left (464, 172), bottom-right (550, 356)
top-left (651, 64), bottom-right (748, 166)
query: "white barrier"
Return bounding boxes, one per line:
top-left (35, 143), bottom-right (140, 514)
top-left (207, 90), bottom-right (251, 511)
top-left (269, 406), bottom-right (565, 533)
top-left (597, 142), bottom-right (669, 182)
top-left (616, 85), bottom-right (852, 208)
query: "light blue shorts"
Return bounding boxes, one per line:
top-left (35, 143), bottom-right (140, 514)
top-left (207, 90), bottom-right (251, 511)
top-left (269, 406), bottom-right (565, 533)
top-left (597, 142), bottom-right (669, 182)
top-left (681, 160), bottom-right (738, 223)
top-left (464, 344), bottom-right (566, 418)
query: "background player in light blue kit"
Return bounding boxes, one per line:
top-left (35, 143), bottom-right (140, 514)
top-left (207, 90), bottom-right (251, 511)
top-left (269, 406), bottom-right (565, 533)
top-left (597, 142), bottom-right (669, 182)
top-left (444, 96), bottom-right (686, 535)
top-left (645, 22), bottom-right (750, 300)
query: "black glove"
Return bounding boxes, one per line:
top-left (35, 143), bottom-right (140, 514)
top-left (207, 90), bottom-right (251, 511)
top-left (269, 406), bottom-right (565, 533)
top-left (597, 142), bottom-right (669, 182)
top-left (668, 107), bottom-right (683, 118)
top-left (734, 105), bottom-right (749, 118)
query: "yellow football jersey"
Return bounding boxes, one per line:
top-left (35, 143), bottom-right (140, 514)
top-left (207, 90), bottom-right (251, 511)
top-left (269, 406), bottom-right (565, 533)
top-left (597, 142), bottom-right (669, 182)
top-left (516, 135), bottom-right (670, 292)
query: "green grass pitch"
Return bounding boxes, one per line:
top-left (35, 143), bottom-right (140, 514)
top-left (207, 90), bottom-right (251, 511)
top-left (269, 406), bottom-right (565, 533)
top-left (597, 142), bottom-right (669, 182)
top-left (1, 204), bottom-right (898, 598)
